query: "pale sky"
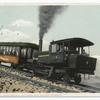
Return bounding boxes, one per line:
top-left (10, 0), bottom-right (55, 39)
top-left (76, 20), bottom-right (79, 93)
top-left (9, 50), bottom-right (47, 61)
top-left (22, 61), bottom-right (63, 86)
top-left (0, 5), bottom-right (100, 56)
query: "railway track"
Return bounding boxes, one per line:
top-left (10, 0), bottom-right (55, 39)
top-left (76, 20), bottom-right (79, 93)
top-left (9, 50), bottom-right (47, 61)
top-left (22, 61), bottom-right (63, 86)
top-left (48, 79), bottom-right (100, 93)
top-left (73, 83), bottom-right (100, 93)
top-left (0, 66), bottom-right (78, 93)
top-left (0, 65), bottom-right (100, 93)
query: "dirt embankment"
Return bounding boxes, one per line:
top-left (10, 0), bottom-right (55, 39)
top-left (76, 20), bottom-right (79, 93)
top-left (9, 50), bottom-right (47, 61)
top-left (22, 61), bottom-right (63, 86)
top-left (0, 76), bottom-right (82, 93)
top-left (0, 66), bottom-right (82, 93)
top-left (0, 77), bottom-right (48, 93)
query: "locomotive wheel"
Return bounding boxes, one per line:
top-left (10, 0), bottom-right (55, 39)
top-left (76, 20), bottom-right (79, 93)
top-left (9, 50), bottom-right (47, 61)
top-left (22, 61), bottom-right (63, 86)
top-left (63, 74), bottom-right (71, 84)
top-left (74, 74), bottom-right (81, 84)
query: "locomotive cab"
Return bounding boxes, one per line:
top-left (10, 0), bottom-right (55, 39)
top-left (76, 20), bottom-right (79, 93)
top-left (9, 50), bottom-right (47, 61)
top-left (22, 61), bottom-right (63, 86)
top-left (38, 38), bottom-right (97, 84)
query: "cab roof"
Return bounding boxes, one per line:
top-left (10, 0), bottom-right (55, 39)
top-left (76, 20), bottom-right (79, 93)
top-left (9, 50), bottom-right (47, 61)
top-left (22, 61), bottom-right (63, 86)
top-left (0, 42), bottom-right (39, 49)
top-left (51, 37), bottom-right (94, 47)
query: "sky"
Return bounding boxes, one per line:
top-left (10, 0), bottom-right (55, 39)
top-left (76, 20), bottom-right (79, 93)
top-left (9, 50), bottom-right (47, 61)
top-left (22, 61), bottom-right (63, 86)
top-left (0, 5), bottom-right (100, 56)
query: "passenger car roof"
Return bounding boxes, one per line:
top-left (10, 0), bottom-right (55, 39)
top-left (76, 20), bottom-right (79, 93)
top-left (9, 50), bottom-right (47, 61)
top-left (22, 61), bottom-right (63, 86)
top-left (0, 42), bottom-right (39, 49)
top-left (51, 38), bottom-right (94, 47)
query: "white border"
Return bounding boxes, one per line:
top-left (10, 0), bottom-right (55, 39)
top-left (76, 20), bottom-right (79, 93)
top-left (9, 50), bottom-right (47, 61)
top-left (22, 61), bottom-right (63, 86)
top-left (0, 0), bottom-right (100, 97)
top-left (0, 0), bottom-right (100, 5)
top-left (0, 93), bottom-right (100, 97)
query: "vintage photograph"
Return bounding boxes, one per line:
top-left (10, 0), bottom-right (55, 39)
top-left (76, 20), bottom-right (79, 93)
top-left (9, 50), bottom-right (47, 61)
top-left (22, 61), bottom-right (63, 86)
top-left (0, 4), bottom-right (99, 94)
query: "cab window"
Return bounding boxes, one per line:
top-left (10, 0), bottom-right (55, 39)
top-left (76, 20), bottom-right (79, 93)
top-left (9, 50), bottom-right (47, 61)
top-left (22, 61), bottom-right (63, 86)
top-left (51, 44), bottom-right (56, 53)
top-left (51, 44), bottom-right (60, 53)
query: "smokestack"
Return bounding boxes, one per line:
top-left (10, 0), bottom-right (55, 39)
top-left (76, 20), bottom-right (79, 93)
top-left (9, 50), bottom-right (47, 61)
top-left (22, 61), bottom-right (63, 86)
top-left (39, 39), bottom-right (42, 52)
top-left (38, 6), bottom-right (65, 52)
top-left (39, 30), bottom-right (43, 52)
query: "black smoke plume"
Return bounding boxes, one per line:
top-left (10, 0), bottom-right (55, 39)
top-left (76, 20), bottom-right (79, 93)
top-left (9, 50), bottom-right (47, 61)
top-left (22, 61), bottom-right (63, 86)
top-left (39, 6), bottom-right (63, 40)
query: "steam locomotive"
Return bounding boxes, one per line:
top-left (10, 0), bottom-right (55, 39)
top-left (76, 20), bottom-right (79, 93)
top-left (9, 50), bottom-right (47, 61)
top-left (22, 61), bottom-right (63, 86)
top-left (0, 37), bottom-right (97, 84)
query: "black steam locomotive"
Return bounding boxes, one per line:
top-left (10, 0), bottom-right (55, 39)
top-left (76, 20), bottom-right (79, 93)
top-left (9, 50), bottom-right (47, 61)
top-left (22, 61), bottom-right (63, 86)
top-left (0, 38), bottom-right (97, 84)
top-left (37, 38), bottom-right (97, 84)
